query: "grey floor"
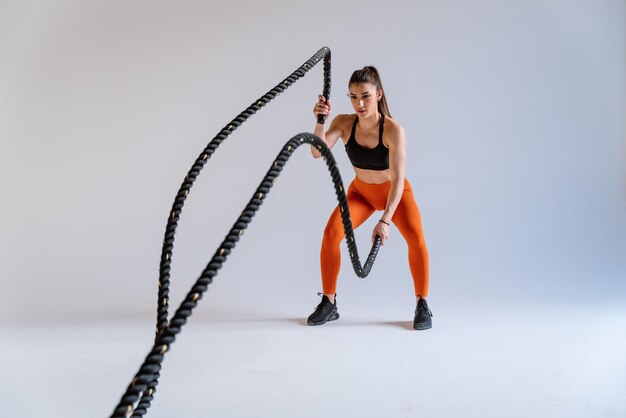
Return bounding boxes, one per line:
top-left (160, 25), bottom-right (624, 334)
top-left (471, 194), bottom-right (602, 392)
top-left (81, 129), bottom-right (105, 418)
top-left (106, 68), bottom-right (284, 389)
top-left (2, 300), bottom-right (625, 418)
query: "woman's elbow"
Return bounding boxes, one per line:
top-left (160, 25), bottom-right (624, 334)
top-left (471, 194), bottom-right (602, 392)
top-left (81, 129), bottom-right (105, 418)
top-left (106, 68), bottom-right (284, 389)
top-left (390, 171), bottom-right (405, 183)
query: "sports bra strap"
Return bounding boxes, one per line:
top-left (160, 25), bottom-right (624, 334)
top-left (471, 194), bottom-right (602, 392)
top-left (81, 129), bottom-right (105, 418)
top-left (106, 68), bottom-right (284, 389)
top-left (350, 115), bottom-right (358, 137)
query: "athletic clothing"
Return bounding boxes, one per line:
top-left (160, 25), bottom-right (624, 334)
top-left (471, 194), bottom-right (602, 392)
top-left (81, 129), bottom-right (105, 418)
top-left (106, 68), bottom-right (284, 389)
top-left (344, 114), bottom-right (389, 171)
top-left (320, 176), bottom-right (430, 297)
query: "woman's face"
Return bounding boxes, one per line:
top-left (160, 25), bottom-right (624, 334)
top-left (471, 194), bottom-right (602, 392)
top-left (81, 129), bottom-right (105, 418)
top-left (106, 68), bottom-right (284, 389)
top-left (348, 82), bottom-right (381, 118)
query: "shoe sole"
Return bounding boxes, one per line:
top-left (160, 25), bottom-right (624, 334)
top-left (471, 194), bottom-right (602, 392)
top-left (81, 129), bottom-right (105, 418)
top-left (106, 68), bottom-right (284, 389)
top-left (307, 312), bottom-right (339, 326)
top-left (413, 323), bottom-right (432, 330)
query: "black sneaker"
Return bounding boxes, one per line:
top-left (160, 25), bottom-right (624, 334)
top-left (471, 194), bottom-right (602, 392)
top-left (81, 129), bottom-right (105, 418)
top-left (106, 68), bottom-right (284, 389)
top-left (307, 292), bottom-right (339, 325)
top-left (413, 297), bottom-right (433, 330)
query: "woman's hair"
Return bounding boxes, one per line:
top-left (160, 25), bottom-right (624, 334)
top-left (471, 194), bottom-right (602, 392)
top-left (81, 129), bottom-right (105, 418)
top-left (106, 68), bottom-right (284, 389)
top-left (349, 66), bottom-right (391, 117)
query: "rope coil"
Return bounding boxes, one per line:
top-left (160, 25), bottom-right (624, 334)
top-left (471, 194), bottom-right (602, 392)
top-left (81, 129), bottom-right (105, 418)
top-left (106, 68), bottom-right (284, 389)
top-left (111, 47), bottom-right (382, 417)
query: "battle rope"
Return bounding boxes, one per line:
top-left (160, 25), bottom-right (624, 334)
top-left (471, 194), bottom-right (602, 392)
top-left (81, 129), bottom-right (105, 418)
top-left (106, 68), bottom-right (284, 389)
top-left (111, 47), bottom-right (382, 417)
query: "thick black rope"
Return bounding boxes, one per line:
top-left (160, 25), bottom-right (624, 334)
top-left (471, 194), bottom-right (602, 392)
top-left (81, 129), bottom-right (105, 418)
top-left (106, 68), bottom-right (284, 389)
top-left (111, 47), bottom-right (382, 417)
top-left (130, 47), bottom-right (331, 418)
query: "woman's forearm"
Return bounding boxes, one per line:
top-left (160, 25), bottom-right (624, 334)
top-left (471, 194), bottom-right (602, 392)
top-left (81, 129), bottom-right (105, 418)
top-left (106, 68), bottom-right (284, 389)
top-left (381, 177), bottom-right (404, 222)
top-left (310, 122), bottom-right (325, 158)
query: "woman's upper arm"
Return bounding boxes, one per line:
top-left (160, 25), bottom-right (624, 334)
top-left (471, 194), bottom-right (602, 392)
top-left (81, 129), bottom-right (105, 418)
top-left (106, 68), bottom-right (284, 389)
top-left (323, 115), bottom-right (345, 149)
top-left (387, 123), bottom-right (407, 181)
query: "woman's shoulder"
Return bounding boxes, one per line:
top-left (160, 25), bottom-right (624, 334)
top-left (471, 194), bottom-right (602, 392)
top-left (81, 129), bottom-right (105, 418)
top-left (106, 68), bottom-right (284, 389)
top-left (383, 115), bottom-right (405, 135)
top-left (333, 113), bottom-right (356, 125)
top-left (382, 115), bottom-right (406, 148)
top-left (331, 113), bottom-right (357, 134)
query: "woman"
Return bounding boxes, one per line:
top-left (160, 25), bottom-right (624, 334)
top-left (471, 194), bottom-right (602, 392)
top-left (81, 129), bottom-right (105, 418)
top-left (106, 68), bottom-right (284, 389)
top-left (307, 66), bottom-right (433, 330)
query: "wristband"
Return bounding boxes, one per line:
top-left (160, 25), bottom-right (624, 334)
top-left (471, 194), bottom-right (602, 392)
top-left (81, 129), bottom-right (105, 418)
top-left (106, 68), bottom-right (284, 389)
top-left (379, 219), bottom-right (390, 226)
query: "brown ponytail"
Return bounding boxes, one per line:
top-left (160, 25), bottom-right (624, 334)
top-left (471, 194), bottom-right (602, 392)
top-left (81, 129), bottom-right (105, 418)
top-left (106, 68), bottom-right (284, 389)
top-left (349, 66), bottom-right (391, 118)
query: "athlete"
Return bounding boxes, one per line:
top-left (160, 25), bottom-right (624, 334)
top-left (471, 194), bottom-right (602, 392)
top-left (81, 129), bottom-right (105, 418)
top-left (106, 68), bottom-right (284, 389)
top-left (308, 66), bottom-right (433, 330)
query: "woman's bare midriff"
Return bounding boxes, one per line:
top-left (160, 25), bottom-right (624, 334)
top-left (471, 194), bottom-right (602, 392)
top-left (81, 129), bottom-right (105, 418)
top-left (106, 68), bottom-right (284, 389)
top-left (353, 167), bottom-right (392, 184)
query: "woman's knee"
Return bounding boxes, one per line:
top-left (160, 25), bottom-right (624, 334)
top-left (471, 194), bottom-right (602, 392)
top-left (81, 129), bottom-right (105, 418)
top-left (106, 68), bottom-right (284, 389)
top-left (323, 218), bottom-right (345, 244)
top-left (399, 226), bottom-right (426, 247)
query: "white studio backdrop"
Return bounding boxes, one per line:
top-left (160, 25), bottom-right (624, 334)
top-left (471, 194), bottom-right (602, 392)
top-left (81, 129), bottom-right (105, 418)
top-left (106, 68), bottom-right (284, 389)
top-left (1, 0), bottom-right (624, 320)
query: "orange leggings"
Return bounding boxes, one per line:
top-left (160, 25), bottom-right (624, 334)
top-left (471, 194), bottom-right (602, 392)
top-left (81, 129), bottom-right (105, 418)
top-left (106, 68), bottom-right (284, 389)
top-left (320, 177), bottom-right (429, 297)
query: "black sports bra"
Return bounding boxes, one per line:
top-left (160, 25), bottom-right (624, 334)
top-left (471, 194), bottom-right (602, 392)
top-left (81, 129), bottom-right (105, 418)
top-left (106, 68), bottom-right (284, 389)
top-left (344, 114), bottom-right (389, 170)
